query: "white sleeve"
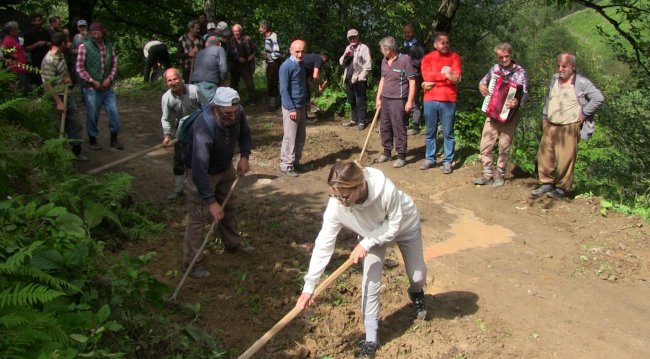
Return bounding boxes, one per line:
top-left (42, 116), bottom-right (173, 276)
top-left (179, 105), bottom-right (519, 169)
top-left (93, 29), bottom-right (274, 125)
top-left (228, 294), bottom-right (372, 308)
top-left (302, 202), bottom-right (343, 293)
top-left (359, 181), bottom-right (404, 250)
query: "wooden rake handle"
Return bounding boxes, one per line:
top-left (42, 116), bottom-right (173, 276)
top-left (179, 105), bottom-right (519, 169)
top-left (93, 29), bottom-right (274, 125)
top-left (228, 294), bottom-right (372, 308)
top-left (58, 87), bottom-right (69, 139)
top-left (86, 139), bottom-right (177, 175)
top-left (237, 258), bottom-right (354, 359)
top-left (358, 107), bottom-right (381, 163)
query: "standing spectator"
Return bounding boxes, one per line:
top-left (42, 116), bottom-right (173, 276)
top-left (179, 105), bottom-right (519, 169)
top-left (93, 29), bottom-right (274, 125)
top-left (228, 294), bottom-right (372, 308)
top-left (1, 21), bottom-right (31, 95)
top-left (295, 161), bottom-right (428, 358)
top-left (229, 23), bottom-right (257, 105)
top-left (160, 68), bottom-right (205, 199)
top-left (419, 32), bottom-right (461, 174)
top-left (374, 36), bottom-right (417, 168)
top-left (47, 16), bottom-right (62, 36)
top-left (531, 53), bottom-right (604, 199)
top-left (190, 36), bottom-right (227, 103)
top-left (181, 87), bottom-right (254, 278)
top-left (340, 28), bottom-right (372, 130)
top-left (197, 13), bottom-right (208, 37)
top-left (258, 20), bottom-right (281, 111)
top-left (71, 19), bottom-right (88, 55)
top-left (203, 22), bottom-right (218, 42)
top-left (41, 32), bottom-right (87, 161)
top-left (143, 39), bottom-right (171, 82)
top-left (400, 23), bottom-right (425, 136)
top-left (23, 13), bottom-right (50, 86)
top-left (473, 43), bottom-right (528, 188)
top-left (278, 39), bottom-right (308, 177)
top-left (177, 20), bottom-right (204, 84)
top-left (302, 51), bottom-right (329, 109)
top-left (76, 22), bottom-right (124, 150)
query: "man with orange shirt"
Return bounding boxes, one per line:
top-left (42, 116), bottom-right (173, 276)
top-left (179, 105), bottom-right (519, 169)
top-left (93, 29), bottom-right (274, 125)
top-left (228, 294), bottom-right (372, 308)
top-left (419, 32), bottom-right (461, 174)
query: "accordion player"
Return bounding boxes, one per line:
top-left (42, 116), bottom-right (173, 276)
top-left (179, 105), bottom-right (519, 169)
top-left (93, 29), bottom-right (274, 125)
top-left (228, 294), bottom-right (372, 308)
top-left (481, 74), bottom-right (523, 123)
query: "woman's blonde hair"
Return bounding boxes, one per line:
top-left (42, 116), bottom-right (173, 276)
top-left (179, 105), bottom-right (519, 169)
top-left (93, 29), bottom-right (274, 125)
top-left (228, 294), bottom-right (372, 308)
top-left (327, 160), bottom-right (365, 189)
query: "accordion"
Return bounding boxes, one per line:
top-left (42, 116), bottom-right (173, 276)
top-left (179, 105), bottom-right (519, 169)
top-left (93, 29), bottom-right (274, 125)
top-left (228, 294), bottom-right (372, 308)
top-left (481, 74), bottom-right (522, 123)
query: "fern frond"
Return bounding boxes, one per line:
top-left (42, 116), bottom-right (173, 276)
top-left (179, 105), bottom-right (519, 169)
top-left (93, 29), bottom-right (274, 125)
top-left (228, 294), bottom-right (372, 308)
top-left (1, 241), bottom-right (44, 273)
top-left (0, 97), bottom-right (27, 115)
top-left (97, 173), bottom-right (133, 203)
top-left (0, 283), bottom-right (64, 309)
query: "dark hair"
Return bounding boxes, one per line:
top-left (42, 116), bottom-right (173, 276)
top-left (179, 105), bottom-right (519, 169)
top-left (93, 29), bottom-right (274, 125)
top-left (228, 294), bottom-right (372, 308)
top-left (327, 161), bottom-right (365, 189)
top-left (50, 32), bottom-right (66, 46)
top-left (49, 15), bottom-right (61, 24)
top-left (30, 13), bottom-right (43, 21)
top-left (434, 31), bottom-right (449, 41)
top-left (259, 19), bottom-right (272, 31)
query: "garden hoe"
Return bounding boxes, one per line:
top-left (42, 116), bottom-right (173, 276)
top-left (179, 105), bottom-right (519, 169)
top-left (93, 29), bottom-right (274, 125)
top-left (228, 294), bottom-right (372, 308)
top-left (238, 108), bottom-right (380, 359)
top-left (58, 87), bottom-right (68, 139)
top-left (169, 176), bottom-right (240, 302)
top-left (86, 139), bottom-right (177, 175)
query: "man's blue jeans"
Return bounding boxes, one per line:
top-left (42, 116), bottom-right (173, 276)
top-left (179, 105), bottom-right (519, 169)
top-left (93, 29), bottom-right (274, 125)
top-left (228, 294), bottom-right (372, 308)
top-left (84, 87), bottom-right (121, 138)
top-left (423, 100), bottom-right (456, 165)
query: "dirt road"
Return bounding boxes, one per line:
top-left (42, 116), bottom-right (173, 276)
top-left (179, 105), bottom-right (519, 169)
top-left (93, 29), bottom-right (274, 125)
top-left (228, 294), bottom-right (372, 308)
top-left (79, 96), bottom-right (649, 358)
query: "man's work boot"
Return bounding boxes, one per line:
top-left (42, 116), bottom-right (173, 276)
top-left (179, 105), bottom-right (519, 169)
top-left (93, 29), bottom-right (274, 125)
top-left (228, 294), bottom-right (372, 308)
top-left (88, 136), bottom-right (103, 151)
top-left (110, 133), bottom-right (124, 150)
top-left (167, 175), bottom-right (185, 200)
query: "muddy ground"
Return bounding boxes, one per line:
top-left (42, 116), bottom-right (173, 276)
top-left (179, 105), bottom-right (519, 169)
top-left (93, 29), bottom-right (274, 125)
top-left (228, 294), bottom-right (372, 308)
top-left (77, 94), bottom-right (649, 359)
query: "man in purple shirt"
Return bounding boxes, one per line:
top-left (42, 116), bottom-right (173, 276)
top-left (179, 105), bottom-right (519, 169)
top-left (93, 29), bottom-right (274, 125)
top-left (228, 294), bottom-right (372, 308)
top-left (474, 42), bottom-right (528, 188)
top-left (374, 36), bottom-right (416, 168)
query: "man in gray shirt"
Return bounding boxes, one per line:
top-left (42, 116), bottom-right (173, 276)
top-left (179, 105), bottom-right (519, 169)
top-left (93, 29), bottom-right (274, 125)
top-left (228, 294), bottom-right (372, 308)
top-left (161, 68), bottom-right (206, 199)
top-left (190, 36), bottom-right (227, 102)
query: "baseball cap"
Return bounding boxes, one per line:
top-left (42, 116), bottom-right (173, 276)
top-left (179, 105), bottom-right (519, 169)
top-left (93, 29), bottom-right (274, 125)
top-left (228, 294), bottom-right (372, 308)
top-left (211, 87), bottom-right (240, 107)
top-left (77, 19), bottom-right (88, 27)
top-left (347, 29), bottom-right (359, 38)
top-left (89, 22), bottom-right (105, 32)
top-left (216, 21), bottom-right (228, 33)
top-left (207, 22), bottom-right (216, 30)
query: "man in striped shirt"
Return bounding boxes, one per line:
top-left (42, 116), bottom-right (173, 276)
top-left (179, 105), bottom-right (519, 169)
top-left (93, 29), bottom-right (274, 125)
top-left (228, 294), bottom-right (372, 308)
top-left (258, 19), bottom-right (282, 111)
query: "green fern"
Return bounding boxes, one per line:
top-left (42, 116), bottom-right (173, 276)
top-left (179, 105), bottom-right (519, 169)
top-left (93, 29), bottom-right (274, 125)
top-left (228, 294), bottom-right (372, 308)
top-left (0, 283), bottom-right (65, 308)
top-left (1, 241), bottom-right (44, 272)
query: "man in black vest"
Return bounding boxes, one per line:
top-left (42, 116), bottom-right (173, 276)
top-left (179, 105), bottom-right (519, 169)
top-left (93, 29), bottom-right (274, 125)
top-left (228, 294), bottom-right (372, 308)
top-left (75, 22), bottom-right (123, 150)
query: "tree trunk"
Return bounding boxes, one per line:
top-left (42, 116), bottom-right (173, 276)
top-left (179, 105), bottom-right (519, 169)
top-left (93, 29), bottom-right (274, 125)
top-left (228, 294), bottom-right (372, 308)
top-left (67, 0), bottom-right (97, 29)
top-left (426, 0), bottom-right (460, 45)
top-left (204, 0), bottom-right (215, 21)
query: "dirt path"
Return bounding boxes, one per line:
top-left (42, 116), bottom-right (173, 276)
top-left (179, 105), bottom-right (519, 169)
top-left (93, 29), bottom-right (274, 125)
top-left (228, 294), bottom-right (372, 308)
top-left (79, 95), bottom-right (649, 358)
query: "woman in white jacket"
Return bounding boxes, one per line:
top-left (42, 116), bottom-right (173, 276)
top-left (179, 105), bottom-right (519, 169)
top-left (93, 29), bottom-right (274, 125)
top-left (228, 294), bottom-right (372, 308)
top-left (295, 161), bottom-right (427, 358)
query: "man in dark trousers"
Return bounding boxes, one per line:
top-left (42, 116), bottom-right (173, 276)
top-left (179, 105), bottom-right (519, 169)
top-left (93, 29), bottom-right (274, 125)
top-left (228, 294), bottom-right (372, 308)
top-left (182, 87), bottom-right (254, 278)
top-left (228, 23), bottom-right (258, 105)
top-left (190, 35), bottom-right (227, 103)
top-left (23, 13), bottom-right (51, 86)
top-left (400, 23), bottom-right (425, 136)
top-left (143, 39), bottom-right (171, 82)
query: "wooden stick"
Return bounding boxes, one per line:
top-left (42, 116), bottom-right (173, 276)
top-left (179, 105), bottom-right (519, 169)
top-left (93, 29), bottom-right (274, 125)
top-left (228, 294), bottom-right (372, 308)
top-left (358, 107), bottom-right (381, 163)
top-left (237, 258), bottom-right (354, 359)
top-left (86, 139), bottom-right (177, 175)
top-left (170, 176), bottom-right (240, 301)
top-left (58, 87), bottom-right (69, 139)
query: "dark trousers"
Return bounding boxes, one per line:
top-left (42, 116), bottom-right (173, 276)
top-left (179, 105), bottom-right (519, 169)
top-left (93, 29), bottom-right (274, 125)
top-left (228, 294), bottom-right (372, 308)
top-left (231, 62), bottom-right (256, 102)
top-left (143, 44), bottom-right (171, 82)
top-left (266, 61), bottom-right (280, 97)
top-left (379, 97), bottom-right (408, 157)
top-left (345, 80), bottom-right (368, 125)
top-left (173, 141), bottom-right (185, 175)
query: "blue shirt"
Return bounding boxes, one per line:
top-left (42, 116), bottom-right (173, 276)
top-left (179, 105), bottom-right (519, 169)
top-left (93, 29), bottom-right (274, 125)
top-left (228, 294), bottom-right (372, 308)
top-left (279, 56), bottom-right (307, 111)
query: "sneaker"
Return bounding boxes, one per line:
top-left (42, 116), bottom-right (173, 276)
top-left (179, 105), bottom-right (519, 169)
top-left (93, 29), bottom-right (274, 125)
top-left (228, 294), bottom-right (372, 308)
top-left (406, 128), bottom-right (420, 136)
top-left (88, 142), bottom-right (103, 151)
top-left (374, 154), bottom-right (391, 163)
top-left (531, 184), bottom-right (555, 196)
top-left (356, 123), bottom-right (367, 131)
top-left (546, 188), bottom-right (566, 199)
top-left (392, 158), bottom-right (406, 168)
top-left (357, 341), bottom-right (378, 358)
top-left (408, 288), bottom-right (427, 320)
top-left (189, 265), bottom-right (210, 278)
top-left (75, 154), bottom-right (89, 162)
top-left (473, 175), bottom-right (493, 185)
top-left (280, 168), bottom-right (299, 177)
top-left (226, 241), bottom-right (255, 254)
top-left (343, 120), bottom-right (357, 127)
top-left (492, 178), bottom-right (505, 188)
top-left (440, 162), bottom-right (453, 174)
top-left (110, 140), bottom-right (125, 150)
top-left (419, 160), bottom-right (435, 170)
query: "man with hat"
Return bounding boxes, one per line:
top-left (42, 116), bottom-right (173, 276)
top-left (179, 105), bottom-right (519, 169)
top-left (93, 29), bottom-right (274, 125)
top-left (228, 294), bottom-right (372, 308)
top-left (340, 28), bottom-right (372, 130)
top-left (72, 20), bottom-right (88, 55)
top-left (76, 21), bottom-right (124, 150)
top-left (181, 87), bottom-right (254, 278)
top-left (203, 22), bottom-right (218, 42)
top-left (77, 22), bottom-right (124, 150)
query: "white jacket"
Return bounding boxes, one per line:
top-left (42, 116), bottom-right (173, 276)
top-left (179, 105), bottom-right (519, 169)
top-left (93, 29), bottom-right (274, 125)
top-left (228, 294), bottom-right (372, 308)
top-left (302, 167), bottom-right (420, 293)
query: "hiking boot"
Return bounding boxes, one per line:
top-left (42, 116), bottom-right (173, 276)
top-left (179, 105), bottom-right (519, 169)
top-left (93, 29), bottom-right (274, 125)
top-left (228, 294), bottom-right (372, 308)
top-left (492, 177), bottom-right (505, 188)
top-left (75, 153), bottom-right (89, 162)
top-left (375, 154), bottom-right (391, 163)
top-left (531, 184), bottom-right (555, 197)
top-left (356, 123), bottom-right (367, 131)
top-left (546, 188), bottom-right (566, 199)
top-left (343, 120), bottom-right (357, 127)
top-left (473, 175), bottom-right (493, 185)
top-left (357, 341), bottom-right (378, 358)
top-left (408, 288), bottom-right (427, 320)
top-left (293, 163), bottom-right (305, 172)
top-left (406, 128), bottom-right (420, 136)
top-left (226, 241), bottom-right (255, 254)
top-left (189, 265), bottom-right (210, 278)
top-left (281, 168), bottom-right (299, 177)
top-left (88, 137), bottom-right (103, 151)
top-left (419, 160), bottom-right (435, 170)
top-left (392, 158), bottom-right (406, 168)
top-left (440, 162), bottom-right (453, 174)
top-left (110, 133), bottom-right (124, 150)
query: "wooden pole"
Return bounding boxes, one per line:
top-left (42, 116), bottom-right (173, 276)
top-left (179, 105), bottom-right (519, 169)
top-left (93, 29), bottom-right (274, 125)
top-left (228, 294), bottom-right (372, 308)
top-left (86, 139), bottom-right (177, 175)
top-left (358, 107), bottom-right (381, 163)
top-left (58, 87), bottom-right (69, 139)
top-left (170, 176), bottom-right (240, 301)
top-left (237, 258), bottom-right (354, 359)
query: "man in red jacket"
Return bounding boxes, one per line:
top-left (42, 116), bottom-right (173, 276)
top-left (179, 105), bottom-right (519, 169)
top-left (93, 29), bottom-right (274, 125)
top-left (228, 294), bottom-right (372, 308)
top-left (419, 32), bottom-right (461, 174)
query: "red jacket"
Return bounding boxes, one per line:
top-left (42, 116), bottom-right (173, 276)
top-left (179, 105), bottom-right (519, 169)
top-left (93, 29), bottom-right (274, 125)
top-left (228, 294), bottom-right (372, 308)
top-left (421, 50), bottom-right (461, 102)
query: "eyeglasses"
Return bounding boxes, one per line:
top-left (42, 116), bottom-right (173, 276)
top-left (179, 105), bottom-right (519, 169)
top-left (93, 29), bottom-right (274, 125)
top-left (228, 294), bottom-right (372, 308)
top-left (329, 186), bottom-right (357, 204)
